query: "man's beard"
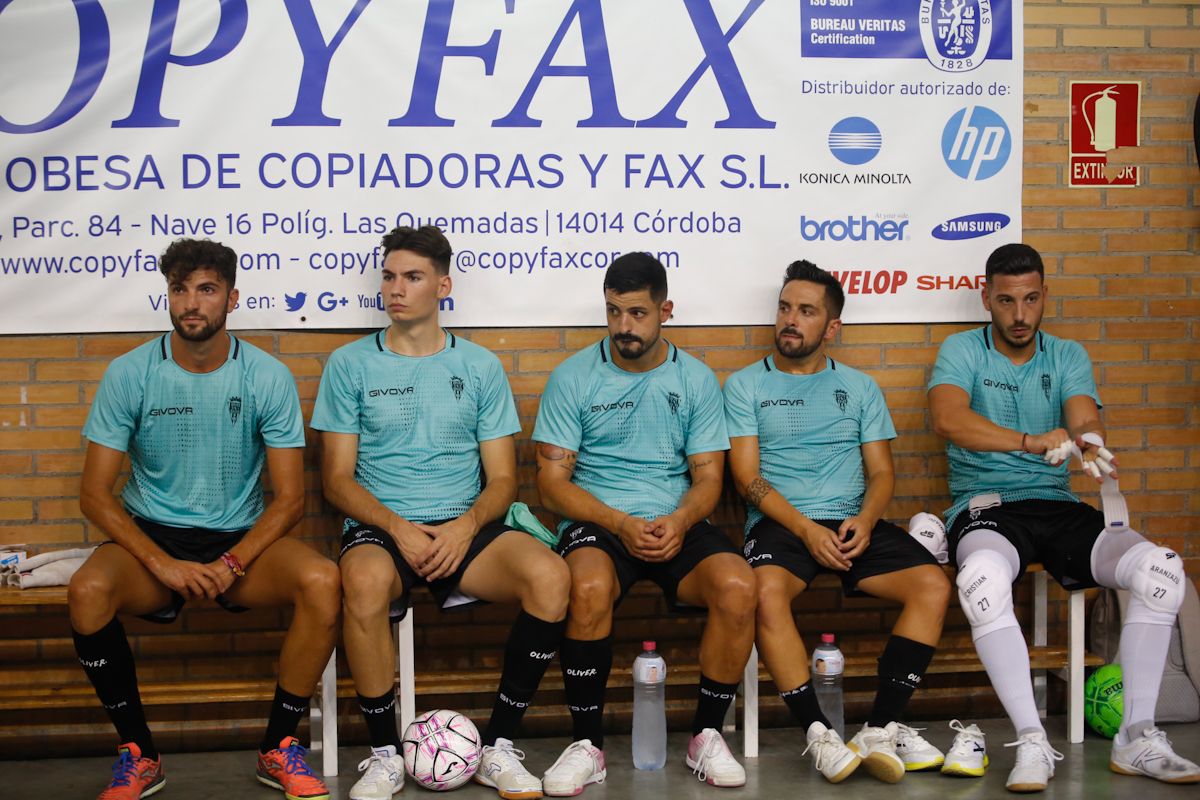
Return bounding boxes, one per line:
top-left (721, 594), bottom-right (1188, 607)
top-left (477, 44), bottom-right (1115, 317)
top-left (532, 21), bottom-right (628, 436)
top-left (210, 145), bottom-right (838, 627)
top-left (613, 332), bottom-right (657, 360)
top-left (995, 320), bottom-right (1039, 351)
top-left (775, 328), bottom-right (822, 360)
top-left (171, 312), bottom-right (225, 342)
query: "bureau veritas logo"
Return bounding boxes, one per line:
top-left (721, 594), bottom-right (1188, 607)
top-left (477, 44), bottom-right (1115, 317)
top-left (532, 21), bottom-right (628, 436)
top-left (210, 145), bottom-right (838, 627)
top-left (920, 0), bottom-right (993, 73)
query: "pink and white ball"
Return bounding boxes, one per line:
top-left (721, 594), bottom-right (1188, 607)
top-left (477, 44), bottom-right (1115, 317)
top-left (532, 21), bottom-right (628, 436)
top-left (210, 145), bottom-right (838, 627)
top-left (401, 709), bottom-right (482, 790)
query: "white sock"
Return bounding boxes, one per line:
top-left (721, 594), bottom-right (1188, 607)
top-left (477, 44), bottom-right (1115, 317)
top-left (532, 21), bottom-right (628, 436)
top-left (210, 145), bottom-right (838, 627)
top-left (975, 627), bottom-right (1043, 737)
top-left (1116, 619), bottom-right (1172, 745)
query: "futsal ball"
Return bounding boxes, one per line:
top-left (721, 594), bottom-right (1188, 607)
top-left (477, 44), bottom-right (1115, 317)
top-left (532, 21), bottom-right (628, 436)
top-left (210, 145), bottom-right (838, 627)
top-left (401, 709), bottom-right (482, 790)
top-left (1084, 663), bottom-right (1124, 739)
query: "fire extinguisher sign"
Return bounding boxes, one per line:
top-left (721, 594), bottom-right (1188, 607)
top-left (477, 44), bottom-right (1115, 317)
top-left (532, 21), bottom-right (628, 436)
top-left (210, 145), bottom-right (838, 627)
top-left (1069, 81), bottom-right (1141, 187)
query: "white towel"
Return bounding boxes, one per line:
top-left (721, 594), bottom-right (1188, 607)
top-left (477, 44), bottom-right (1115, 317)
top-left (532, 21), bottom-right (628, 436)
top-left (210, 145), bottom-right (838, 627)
top-left (19, 557), bottom-right (89, 588)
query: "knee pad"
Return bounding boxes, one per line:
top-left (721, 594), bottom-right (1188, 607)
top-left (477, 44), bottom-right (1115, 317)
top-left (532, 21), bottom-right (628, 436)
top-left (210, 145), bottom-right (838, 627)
top-left (956, 550), bottom-right (1018, 638)
top-left (1120, 543), bottom-right (1185, 623)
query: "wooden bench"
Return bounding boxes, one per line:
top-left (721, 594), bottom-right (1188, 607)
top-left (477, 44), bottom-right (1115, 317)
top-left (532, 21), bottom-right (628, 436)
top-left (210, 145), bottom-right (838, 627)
top-left (0, 586), bottom-right (340, 776)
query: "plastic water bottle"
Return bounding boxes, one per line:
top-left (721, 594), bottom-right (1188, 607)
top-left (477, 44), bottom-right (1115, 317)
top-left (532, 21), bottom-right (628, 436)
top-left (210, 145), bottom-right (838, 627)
top-left (812, 633), bottom-right (845, 739)
top-left (632, 640), bottom-right (667, 770)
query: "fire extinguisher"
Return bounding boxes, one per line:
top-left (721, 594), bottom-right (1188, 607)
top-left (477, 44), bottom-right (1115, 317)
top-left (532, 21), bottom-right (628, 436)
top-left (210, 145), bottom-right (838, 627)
top-left (1083, 86), bottom-right (1120, 152)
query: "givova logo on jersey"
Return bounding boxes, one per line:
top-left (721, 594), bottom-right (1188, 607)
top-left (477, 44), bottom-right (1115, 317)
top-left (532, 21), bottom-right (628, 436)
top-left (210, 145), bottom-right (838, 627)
top-left (919, 0), bottom-right (993, 73)
top-left (942, 105), bottom-right (1011, 181)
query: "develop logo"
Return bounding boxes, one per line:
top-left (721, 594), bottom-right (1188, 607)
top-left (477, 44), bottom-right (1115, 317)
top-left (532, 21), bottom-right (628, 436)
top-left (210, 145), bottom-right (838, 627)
top-left (931, 212), bottom-right (1011, 240)
top-left (942, 105), bottom-right (1011, 180)
top-left (800, 215), bottom-right (909, 242)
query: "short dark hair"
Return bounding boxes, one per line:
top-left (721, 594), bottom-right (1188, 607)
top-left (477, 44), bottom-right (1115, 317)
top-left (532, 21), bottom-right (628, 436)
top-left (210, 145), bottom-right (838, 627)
top-left (380, 225), bottom-right (452, 274)
top-left (603, 252), bottom-right (667, 303)
top-left (782, 259), bottom-right (845, 318)
top-left (985, 243), bottom-right (1044, 281)
top-left (159, 238), bottom-right (237, 288)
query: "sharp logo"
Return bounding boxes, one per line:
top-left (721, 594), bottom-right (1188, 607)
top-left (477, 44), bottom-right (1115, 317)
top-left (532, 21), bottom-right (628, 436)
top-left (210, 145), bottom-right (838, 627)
top-left (368, 386), bottom-right (415, 397)
top-left (800, 215), bottom-right (909, 241)
top-left (590, 400), bottom-right (633, 413)
top-left (983, 378), bottom-right (1018, 392)
top-left (149, 406), bottom-right (193, 416)
top-left (761, 398), bottom-right (805, 407)
top-left (931, 212), bottom-right (1010, 240)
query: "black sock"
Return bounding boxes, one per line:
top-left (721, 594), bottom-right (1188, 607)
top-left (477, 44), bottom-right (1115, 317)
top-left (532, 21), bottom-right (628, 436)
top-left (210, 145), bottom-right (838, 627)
top-left (560, 636), bottom-right (612, 748)
top-left (691, 674), bottom-right (738, 736)
top-left (358, 690), bottom-right (402, 749)
top-left (868, 635), bottom-right (935, 727)
top-left (260, 685), bottom-right (310, 753)
top-left (483, 611), bottom-right (567, 745)
top-left (780, 681), bottom-right (830, 730)
top-left (73, 618), bottom-right (157, 760)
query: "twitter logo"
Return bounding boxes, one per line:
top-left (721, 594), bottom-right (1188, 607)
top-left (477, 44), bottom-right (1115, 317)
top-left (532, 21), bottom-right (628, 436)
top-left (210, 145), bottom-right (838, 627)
top-left (284, 292), bottom-right (307, 312)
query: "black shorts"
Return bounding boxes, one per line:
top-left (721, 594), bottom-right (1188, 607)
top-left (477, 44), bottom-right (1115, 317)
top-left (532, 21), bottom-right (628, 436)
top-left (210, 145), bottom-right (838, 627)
top-left (743, 518), bottom-right (939, 597)
top-left (101, 516), bottom-right (250, 624)
top-left (948, 498), bottom-right (1104, 591)
top-left (340, 518), bottom-right (511, 621)
top-left (555, 520), bottom-right (739, 611)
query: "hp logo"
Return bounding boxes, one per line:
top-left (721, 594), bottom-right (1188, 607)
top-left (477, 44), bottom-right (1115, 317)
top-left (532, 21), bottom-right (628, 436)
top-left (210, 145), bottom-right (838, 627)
top-left (941, 105), bottom-right (1011, 181)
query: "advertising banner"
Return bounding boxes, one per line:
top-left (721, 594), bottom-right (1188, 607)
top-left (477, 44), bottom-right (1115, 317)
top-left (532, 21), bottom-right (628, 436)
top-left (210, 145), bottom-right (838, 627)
top-left (0, 0), bottom-right (1023, 332)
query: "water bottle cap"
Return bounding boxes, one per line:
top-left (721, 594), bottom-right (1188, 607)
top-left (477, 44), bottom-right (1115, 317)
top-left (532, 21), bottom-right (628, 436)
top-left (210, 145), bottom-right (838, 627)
top-left (643, 641), bottom-right (656, 651)
top-left (821, 633), bottom-right (835, 644)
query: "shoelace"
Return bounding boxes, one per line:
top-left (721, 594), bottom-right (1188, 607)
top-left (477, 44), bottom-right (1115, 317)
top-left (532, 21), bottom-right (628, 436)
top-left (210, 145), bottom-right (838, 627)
top-left (357, 752), bottom-right (398, 782)
top-left (1136, 728), bottom-right (1175, 763)
top-left (1004, 734), bottom-right (1063, 769)
top-left (109, 751), bottom-right (137, 787)
top-left (548, 742), bottom-right (595, 776)
top-left (801, 730), bottom-right (840, 772)
top-left (947, 719), bottom-right (985, 754)
top-left (691, 732), bottom-right (733, 782)
top-left (281, 742), bottom-right (317, 776)
top-left (490, 743), bottom-right (530, 773)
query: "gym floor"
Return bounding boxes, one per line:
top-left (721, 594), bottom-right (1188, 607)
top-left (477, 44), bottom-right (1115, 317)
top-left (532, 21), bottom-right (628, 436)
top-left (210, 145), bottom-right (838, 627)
top-left (9, 717), bottom-right (1199, 800)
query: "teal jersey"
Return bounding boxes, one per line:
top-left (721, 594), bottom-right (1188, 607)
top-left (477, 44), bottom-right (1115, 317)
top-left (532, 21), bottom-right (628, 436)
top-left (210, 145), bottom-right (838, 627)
top-left (724, 355), bottom-right (896, 533)
top-left (311, 329), bottom-right (520, 523)
top-left (82, 334), bottom-right (305, 531)
top-left (532, 338), bottom-right (729, 531)
top-left (929, 326), bottom-right (1101, 525)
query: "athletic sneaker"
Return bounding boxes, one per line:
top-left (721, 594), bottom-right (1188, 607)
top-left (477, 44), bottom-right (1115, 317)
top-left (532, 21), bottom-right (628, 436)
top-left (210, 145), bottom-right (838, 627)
top-left (941, 719), bottom-right (988, 777)
top-left (1110, 726), bottom-right (1200, 784)
top-left (1003, 730), bottom-right (1062, 793)
top-left (349, 745), bottom-right (405, 800)
top-left (893, 723), bottom-right (945, 771)
top-left (475, 738), bottom-right (544, 799)
top-left (802, 721), bottom-right (861, 783)
top-left (542, 739), bottom-right (606, 797)
top-left (98, 742), bottom-right (165, 800)
top-left (847, 722), bottom-right (905, 783)
top-left (256, 736), bottom-right (331, 800)
top-left (686, 728), bottom-right (746, 787)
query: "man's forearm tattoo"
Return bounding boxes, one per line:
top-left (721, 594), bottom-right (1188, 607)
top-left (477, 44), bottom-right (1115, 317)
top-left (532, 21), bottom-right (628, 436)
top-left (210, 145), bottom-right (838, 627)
top-left (746, 476), bottom-right (772, 507)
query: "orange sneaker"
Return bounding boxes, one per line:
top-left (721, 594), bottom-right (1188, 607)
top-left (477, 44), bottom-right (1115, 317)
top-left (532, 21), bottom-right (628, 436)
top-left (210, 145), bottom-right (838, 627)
top-left (97, 742), bottom-right (165, 800)
top-left (256, 737), bottom-right (330, 800)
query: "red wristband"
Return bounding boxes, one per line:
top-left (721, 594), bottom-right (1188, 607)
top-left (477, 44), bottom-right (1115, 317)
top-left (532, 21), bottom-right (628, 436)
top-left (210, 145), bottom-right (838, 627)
top-left (220, 551), bottom-right (245, 577)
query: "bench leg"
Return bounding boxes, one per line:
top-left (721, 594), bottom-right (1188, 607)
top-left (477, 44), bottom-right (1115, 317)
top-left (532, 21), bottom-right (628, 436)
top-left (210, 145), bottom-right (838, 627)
top-left (1033, 570), bottom-right (1048, 718)
top-left (396, 613), bottom-right (416, 733)
top-left (316, 649), bottom-right (338, 776)
top-left (743, 644), bottom-right (759, 759)
top-left (1067, 591), bottom-right (1085, 744)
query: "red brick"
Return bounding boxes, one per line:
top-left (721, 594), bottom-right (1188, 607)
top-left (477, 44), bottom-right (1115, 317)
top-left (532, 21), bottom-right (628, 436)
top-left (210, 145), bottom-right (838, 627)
top-left (0, 338), bottom-right (78, 358)
top-left (1105, 277), bottom-right (1187, 295)
top-left (0, 500), bottom-right (33, 521)
top-left (0, 430), bottom-right (82, 451)
top-left (34, 361), bottom-right (110, 382)
top-left (1150, 298), bottom-right (1200, 317)
top-left (1064, 28), bottom-right (1145, 48)
top-left (469, 330), bottom-right (562, 350)
top-left (841, 325), bottom-right (925, 345)
top-left (277, 332), bottom-right (363, 354)
top-left (80, 335), bottom-right (156, 357)
top-left (1106, 321), bottom-right (1187, 340)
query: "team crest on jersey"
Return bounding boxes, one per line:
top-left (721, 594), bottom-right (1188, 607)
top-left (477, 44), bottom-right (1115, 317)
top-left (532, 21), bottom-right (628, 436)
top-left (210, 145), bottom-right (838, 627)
top-left (834, 389), bottom-right (849, 412)
top-left (227, 396), bottom-right (242, 424)
top-left (667, 391), bottom-right (681, 415)
top-left (1041, 373), bottom-right (1051, 401)
top-left (450, 375), bottom-right (464, 401)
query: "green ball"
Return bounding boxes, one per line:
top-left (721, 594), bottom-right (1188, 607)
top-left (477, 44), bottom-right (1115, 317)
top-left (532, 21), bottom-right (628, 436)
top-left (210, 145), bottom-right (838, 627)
top-left (1084, 663), bottom-right (1124, 739)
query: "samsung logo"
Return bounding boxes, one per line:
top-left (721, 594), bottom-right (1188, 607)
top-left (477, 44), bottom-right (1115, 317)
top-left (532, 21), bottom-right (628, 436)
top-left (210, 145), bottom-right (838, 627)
top-left (931, 212), bottom-right (1011, 240)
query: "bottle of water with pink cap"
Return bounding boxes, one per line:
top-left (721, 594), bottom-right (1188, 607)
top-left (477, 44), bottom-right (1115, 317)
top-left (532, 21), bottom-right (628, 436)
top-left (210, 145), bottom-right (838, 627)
top-left (812, 633), bottom-right (845, 739)
top-left (632, 640), bottom-right (667, 769)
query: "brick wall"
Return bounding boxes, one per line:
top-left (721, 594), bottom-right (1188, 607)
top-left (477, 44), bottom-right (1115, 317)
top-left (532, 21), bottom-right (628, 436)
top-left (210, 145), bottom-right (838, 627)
top-left (1, 0), bottom-right (1197, 750)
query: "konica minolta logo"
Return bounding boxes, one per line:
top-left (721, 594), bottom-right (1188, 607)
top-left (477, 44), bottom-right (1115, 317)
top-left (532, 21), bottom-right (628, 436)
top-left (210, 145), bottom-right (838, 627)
top-left (932, 213), bottom-right (1011, 240)
top-left (800, 215), bottom-right (909, 242)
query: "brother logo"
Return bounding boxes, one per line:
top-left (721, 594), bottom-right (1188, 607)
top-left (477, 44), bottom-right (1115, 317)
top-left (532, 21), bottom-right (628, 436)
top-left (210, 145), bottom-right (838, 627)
top-left (800, 215), bottom-right (908, 242)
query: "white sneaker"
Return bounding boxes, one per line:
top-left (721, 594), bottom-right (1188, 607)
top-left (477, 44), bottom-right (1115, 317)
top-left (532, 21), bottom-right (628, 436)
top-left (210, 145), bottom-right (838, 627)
top-left (941, 719), bottom-right (988, 777)
top-left (349, 745), bottom-right (405, 800)
top-left (802, 721), bottom-right (861, 783)
top-left (542, 740), bottom-right (606, 797)
top-left (847, 722), bottom-right (905, 783)
top-left (474, 738), bottom-right (543, 799)
top-left (1004, 730), bottom-right (1062, 793)
top-left (1110, 726), bottom-right (1200, 784)
top-left (893, 723), bottom-right (945, 771)
top-left (686, 728), bottom-right (746, 787)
